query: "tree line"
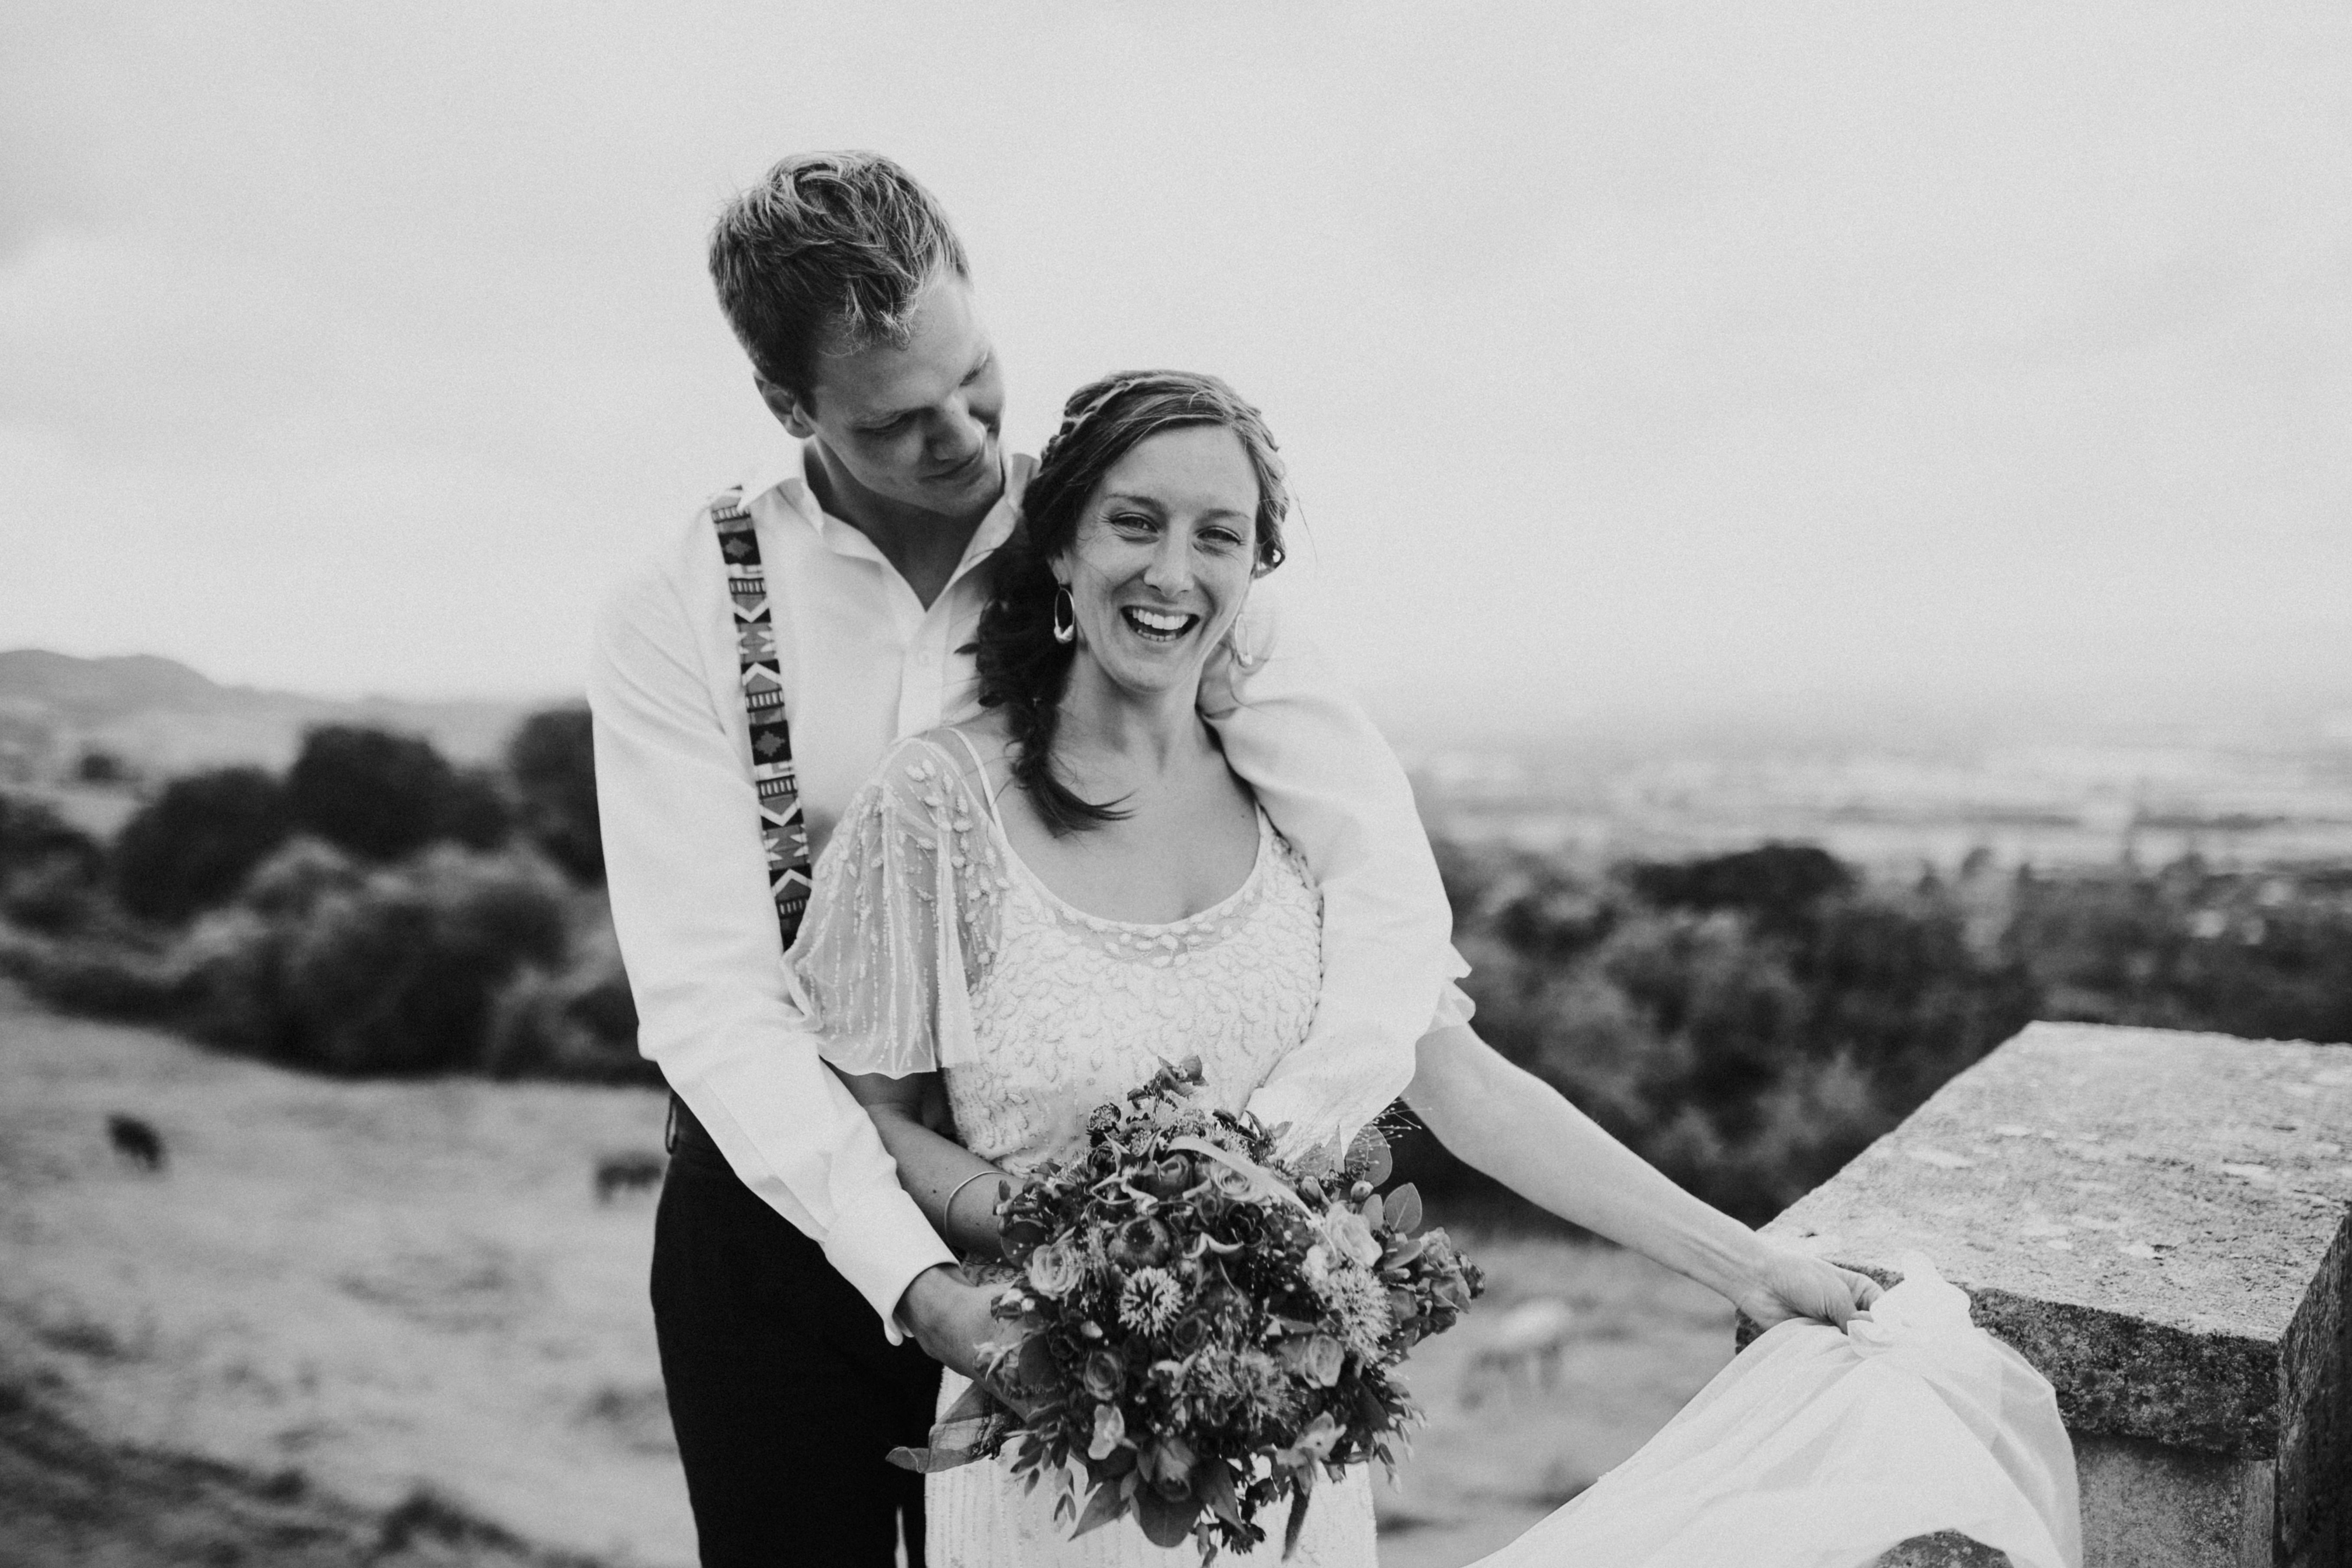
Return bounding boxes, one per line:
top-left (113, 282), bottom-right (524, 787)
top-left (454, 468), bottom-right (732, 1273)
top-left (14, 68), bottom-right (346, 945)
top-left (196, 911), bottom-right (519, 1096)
top-left (5, 734), bottom-right (2349, 1224)
top-left (1392, 840), bottom-right (2352, 1223)
top-left (0, 712), bottom-right (644, 1084)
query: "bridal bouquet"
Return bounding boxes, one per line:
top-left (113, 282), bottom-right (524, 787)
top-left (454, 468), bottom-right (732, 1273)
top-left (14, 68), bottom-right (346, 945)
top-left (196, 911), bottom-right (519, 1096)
top-left (893, 1057), bottom-right (1482, 1562)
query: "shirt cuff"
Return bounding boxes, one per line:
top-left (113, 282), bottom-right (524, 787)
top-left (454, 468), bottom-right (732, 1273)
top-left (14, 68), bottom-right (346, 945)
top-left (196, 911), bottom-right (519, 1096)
top-left (821, 1185), bottom-right (959, 1345)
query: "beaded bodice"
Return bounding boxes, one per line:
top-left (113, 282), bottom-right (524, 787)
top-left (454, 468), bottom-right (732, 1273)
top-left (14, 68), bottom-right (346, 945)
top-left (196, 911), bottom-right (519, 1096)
top-left (790, 731), bottom-right (1324, 1170)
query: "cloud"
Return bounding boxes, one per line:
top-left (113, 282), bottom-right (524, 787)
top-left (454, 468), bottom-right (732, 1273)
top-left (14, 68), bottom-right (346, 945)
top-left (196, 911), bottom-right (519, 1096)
top-left (2, 1), bottom-right (2346, 728)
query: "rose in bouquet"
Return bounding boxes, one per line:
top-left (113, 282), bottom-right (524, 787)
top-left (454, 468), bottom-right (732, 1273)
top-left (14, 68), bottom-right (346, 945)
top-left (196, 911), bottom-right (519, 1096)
top-left (892, 1057), bottom-right (1482, 1561)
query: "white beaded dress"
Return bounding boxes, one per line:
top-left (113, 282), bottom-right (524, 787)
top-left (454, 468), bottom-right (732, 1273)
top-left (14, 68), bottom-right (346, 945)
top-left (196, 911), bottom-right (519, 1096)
top-left (788, 729), bottom-right (1380, 1568)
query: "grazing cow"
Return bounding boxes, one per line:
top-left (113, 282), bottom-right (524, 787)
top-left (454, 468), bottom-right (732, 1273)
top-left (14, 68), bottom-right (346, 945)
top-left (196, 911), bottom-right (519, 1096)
top-left (1463, 1297), bottom-right (1577, 1406)
top-left (107, 1114), bottom-right (166, 1173)
top-left (594, 1150), bottom-right (666, 1204)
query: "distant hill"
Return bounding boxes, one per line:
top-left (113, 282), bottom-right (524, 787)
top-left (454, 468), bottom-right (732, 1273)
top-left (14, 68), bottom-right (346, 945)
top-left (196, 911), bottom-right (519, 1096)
top-left (0, 649), bottom-right (548, 786)
top-left (0, 651), bottom-right (234, 719)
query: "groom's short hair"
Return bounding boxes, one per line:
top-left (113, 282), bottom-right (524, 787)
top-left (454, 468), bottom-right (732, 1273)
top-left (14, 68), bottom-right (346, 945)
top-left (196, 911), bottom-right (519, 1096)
top-left (709, 151), bottom-right (970, 401)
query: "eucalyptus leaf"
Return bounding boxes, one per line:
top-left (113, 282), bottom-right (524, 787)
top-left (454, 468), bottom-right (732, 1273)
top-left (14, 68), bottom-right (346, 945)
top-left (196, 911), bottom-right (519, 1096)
top-left (1196, 1458), bottom-right (1245, 1529)
top-left (1070, 1482), bottom-right (1128, 1539)
top-left (1282, 1487), bottom-right (1313, 1559)
top-left (1135, 1485), bottom-right (1198, 1549)
top-left (1385, 1182), bottom-right (1424, 1235)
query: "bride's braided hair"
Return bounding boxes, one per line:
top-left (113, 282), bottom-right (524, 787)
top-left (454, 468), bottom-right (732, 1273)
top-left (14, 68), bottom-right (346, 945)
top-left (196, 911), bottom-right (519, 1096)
top-left (973, 371), bottom-right (1290, 836)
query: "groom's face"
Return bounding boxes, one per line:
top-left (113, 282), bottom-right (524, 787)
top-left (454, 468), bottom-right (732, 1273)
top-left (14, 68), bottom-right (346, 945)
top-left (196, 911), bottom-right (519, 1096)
top-left (766, 274), bottom-right (1006, 519)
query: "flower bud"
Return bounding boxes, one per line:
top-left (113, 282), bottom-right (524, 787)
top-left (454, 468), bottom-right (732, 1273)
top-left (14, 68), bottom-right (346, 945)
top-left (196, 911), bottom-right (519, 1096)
top-left (1088, 1400), bottom-right (1126, 1461)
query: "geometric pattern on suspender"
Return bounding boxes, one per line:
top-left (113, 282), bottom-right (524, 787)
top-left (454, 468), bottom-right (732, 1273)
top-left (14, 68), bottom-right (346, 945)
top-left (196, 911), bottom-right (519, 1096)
top-left (710, 487), bottom-right (813, 947)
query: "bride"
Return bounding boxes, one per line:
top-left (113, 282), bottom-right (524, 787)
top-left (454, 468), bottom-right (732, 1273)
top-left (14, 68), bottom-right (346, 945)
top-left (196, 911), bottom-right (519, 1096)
top-left (786, 371), bottom-right (2078, 1567)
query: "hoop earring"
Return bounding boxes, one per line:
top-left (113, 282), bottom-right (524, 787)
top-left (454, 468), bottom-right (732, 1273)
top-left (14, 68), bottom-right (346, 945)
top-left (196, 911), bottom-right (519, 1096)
top-left (1224, 589), bottom-right (1256, 669)
top-left (1052, 585), bottom-right (1077, 645)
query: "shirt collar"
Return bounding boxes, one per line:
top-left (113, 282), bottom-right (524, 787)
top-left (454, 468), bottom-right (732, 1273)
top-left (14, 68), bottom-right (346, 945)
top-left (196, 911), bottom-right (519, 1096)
top-left (738, 442), bottom-right (1035, 572)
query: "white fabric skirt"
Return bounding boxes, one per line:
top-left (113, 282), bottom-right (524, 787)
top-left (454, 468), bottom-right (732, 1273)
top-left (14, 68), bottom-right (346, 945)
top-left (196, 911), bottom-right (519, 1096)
top-left (1467, 1255), bottom-right (2081, 1568)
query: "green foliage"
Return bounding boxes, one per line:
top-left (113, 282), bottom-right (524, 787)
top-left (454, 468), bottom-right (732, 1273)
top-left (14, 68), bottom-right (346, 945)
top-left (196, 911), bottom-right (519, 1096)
top-left (505, 707), bottom-right (602, 882)
top-left (109, 767), bottom-right (288, 924)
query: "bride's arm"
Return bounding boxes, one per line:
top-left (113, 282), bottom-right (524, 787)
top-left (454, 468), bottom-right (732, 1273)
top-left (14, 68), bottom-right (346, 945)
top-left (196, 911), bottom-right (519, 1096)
top-left (1403, 1025), bottom-right (1882, 1330)
top-left (832, 1067), bottom-right (1010, 1257)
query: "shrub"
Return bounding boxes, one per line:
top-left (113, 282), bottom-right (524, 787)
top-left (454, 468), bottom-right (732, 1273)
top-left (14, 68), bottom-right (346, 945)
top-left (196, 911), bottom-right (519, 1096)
top-left (177, 840), bottom-right (572, 1075)
top-left (486, 914), bottom-right (650, 1085)
top-left (0, 924), bottom-right (177, 1020)
top-left (1624, 843), bottom-right (1855, 935)
top-left (0, 794), bottom-right (106, 934)
top-left (285, 725), bottom-right (490, 862)
top-left (171, 840), bottom-right (370, 1059)
top-left (439, 766), bottom-right (514, 853)
top-left (506, 707), bottom-right (602, 882)
top-left (1431, 843), bottom-right (2033, 1225)
top-left (109, 768), bottom-right (288, 924)
top-left (75, 750), bottom-right (128, 784)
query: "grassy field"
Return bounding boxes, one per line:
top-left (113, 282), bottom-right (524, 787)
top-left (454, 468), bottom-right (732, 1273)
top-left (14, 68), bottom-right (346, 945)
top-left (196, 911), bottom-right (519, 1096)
top-left (0, 982), bottom-right (1735, 1567)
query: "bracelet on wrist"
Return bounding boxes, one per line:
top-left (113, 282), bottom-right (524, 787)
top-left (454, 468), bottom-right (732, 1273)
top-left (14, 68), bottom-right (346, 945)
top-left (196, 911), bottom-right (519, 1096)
top-left (945, 1168), bottom-right (1007, 1233)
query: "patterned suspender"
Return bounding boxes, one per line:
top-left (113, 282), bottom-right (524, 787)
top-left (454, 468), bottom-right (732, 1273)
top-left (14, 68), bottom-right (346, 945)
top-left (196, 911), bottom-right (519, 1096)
top-left (710, 487), bottom-right (813, 946)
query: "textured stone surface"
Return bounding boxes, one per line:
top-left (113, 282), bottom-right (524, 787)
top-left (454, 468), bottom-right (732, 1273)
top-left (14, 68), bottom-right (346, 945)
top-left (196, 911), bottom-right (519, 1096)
top-left (1754, 1022), bottom-right (2352, 1563)
top-left (1875, 1530), bottom-right (2014, 1566)
top-left (2074, 1435), bottom-right (2274, 1568)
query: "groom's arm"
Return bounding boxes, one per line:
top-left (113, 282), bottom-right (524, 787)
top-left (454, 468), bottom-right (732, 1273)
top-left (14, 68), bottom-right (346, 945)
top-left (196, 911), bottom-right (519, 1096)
top-left (1202, 586), bottom-right (1467, 1151)
top-left (587, 546), bottom-right (955, 1339)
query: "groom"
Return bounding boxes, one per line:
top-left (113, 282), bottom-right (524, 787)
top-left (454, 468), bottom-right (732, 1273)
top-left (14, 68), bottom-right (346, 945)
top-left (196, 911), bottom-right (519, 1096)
top-left (588, 152), bottom-right (1464, 1567)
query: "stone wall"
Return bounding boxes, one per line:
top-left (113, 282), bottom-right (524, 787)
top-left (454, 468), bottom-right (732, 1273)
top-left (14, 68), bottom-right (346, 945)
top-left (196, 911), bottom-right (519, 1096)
top-left (1749, 1022), bottom-right (2352, 1568)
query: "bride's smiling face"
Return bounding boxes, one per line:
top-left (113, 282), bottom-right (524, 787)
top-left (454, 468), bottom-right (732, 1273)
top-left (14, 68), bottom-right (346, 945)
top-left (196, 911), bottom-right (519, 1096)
top-left (1054, 425), bottom-right (1261, 701)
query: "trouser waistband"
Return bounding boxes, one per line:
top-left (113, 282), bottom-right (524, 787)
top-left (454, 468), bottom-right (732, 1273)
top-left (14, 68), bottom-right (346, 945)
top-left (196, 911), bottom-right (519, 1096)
top-left (664, 1094), bottom-right (733, 1177)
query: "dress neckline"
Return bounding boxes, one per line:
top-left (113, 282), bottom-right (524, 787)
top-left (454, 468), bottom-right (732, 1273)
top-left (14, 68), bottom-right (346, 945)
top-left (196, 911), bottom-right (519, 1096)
top-left (932, 728), bottom-right (1273, 935)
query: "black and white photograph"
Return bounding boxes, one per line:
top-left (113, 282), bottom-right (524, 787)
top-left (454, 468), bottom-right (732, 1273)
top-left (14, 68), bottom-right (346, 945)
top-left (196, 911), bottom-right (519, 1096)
top-left (3, 6), bottom-right (2348, 1567)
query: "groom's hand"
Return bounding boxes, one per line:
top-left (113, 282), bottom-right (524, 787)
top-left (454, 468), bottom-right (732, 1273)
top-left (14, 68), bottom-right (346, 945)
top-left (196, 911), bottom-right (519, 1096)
top-left (898, 1264), bottom-right (1008, 1381)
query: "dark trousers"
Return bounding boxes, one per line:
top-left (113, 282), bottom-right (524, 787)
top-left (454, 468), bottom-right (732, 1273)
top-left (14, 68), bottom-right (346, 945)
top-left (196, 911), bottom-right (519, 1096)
top-left (652, 1104), bottom-right (942, 1568)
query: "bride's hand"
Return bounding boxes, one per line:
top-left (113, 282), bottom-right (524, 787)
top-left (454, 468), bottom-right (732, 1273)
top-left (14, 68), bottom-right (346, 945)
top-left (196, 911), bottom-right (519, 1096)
top-left (1734, 1244), bottom-right (1883, 1332)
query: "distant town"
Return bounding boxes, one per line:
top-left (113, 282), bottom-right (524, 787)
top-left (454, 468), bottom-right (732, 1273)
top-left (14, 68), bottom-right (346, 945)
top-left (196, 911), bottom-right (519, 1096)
top-left (9, 648), bottom-right (2352, 878)
top-left (1407, 708), bottom-right (2352, 875)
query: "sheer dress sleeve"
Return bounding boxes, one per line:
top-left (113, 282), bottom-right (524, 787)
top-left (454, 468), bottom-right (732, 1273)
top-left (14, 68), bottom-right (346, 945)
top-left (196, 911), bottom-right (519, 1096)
top-left (785, 735), bottom-right (1007, 1079)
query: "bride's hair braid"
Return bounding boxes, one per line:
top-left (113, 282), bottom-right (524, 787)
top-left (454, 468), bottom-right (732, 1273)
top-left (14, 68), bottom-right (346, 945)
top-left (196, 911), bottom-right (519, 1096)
top-left (971, 371), bottom-right (1289, 837)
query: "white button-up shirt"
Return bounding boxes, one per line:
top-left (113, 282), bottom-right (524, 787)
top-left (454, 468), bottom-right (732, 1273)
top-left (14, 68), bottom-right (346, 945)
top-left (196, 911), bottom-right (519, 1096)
top-left (588, 447), bottom-right (1464, 1338)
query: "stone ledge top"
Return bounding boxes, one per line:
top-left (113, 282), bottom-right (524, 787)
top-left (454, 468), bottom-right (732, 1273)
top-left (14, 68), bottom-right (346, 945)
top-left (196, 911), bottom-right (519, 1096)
top-left (1761, 1021), bottom-right (2352, 1455)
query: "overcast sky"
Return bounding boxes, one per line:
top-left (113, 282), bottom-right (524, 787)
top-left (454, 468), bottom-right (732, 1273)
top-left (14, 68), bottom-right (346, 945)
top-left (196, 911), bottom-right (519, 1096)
top-left (3, 3), bottom-right (2346, 738)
